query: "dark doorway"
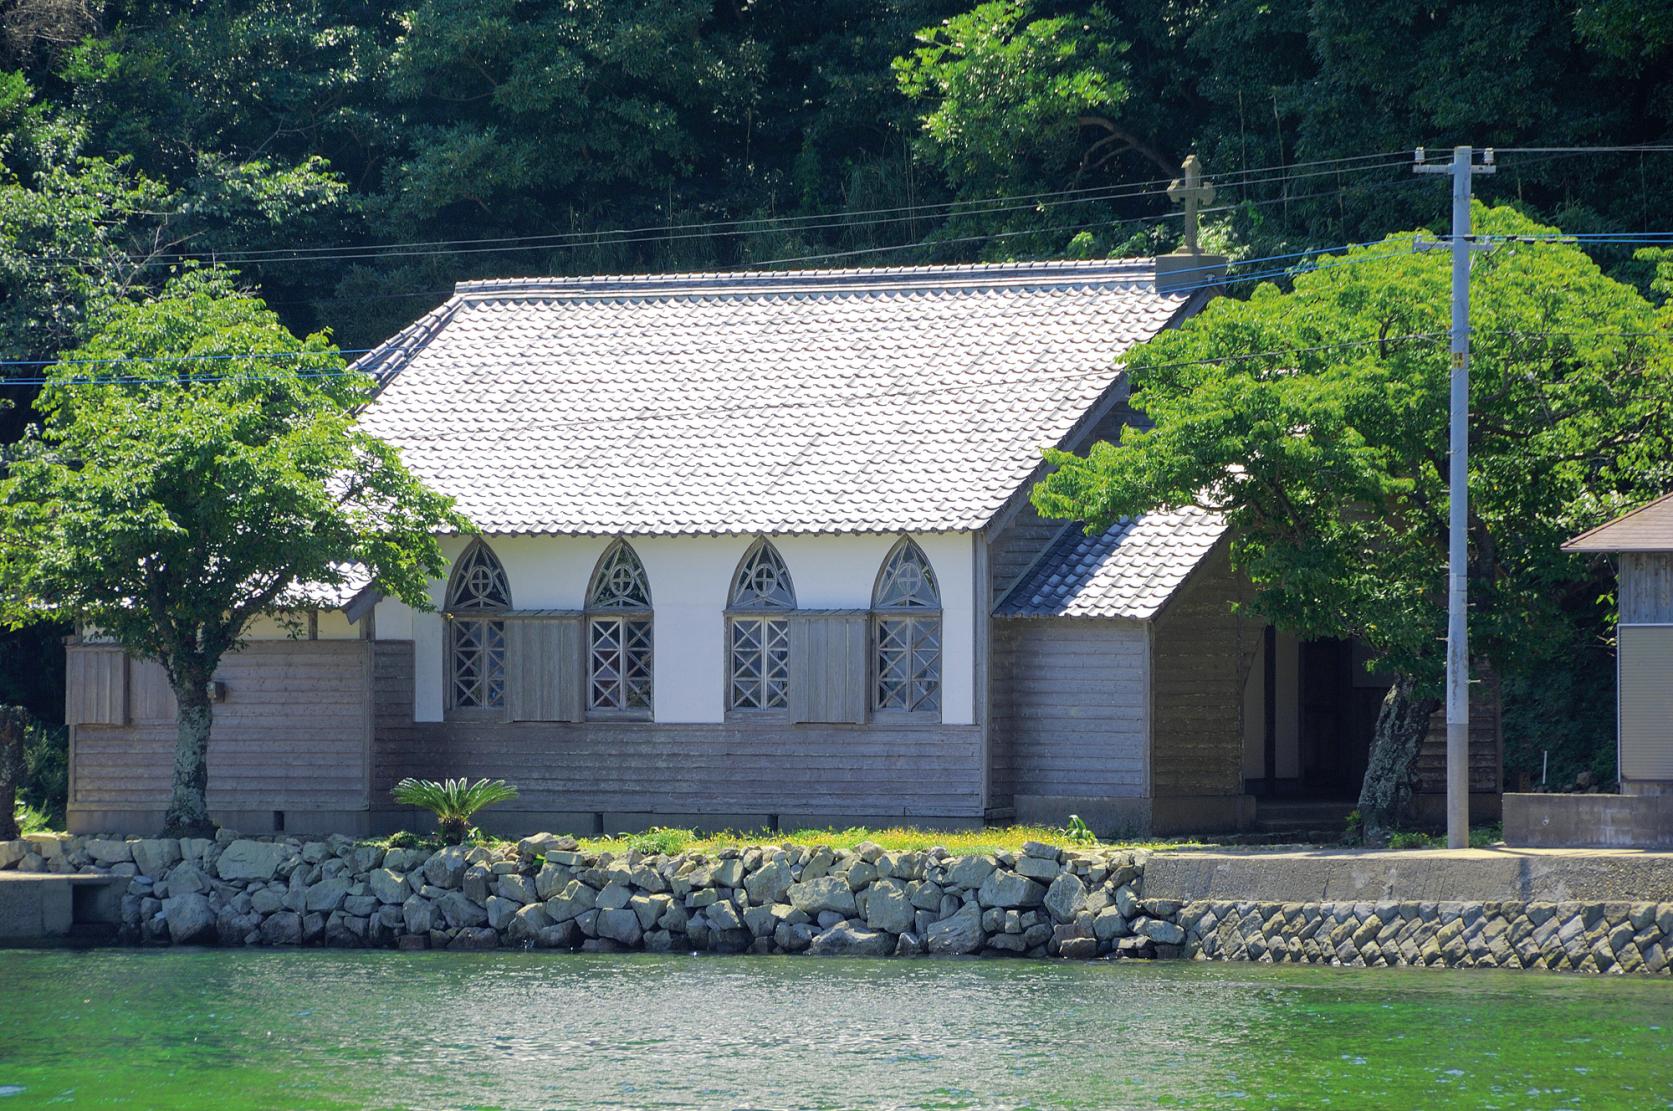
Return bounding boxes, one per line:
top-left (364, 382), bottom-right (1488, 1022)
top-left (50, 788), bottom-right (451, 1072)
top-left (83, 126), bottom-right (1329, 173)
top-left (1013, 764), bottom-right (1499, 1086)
top-left (1298, 638), bottom-right (1376, 799)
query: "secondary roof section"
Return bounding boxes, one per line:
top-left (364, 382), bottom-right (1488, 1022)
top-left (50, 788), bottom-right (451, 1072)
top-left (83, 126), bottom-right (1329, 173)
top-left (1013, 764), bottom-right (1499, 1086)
top-left (996, 505), bottom-right (1229, 621)
top-left (354, 259), bottom-right (1194, 536)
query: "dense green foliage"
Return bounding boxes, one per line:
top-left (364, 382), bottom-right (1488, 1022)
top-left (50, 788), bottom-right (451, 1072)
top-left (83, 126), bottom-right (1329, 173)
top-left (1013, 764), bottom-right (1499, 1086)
top-left (0, 0), bottom-right (1668, 361)
top-left (0, 269), bottom-right (463, 830)
top-left (1034, 206), bottom-right (1673, 792)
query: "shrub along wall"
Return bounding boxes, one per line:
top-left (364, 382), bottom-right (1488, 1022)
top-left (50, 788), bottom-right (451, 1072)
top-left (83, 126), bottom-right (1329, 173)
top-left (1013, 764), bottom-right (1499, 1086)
top-left (1, 832), bottom-right (1669, 974)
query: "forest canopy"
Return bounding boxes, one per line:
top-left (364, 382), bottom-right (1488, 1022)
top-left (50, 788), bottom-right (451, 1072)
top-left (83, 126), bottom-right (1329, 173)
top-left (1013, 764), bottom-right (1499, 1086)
top-left (0, 0), bottom-right (1669, 368)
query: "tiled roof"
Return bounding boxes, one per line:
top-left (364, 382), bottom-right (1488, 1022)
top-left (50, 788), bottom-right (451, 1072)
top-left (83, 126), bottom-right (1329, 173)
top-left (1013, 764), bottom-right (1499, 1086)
top-left (996, 505), bottom-right (1228, 620)
top-left (354, 260), bottom-right (1193, 535)
top-left (1563, 491), bottom-right (1673, 552)
top-left (280, 563), bottom-right (375, 613)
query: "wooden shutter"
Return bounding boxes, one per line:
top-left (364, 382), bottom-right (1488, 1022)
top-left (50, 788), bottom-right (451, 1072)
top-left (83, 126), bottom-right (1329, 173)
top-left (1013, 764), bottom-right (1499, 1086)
top-left (1620, 624), bottom-right (1673, 780)
top-left (66, 644), bottom-right (128, 725)
top-left (789, 612), bottom-right (868, 724)
top-left (505, 615), bottom-right (583, 722)
top-left (130, 658), bottom-right (178, 722)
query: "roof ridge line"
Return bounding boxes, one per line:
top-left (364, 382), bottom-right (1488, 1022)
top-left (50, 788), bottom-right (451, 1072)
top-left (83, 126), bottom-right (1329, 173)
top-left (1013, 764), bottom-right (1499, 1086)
top-left (453, 258), bottom-right (1163, 299)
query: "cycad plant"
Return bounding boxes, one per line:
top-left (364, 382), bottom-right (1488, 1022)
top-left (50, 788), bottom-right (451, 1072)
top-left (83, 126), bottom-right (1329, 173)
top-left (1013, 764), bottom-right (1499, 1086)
top-left (391, 777), bottom-right (519, 845)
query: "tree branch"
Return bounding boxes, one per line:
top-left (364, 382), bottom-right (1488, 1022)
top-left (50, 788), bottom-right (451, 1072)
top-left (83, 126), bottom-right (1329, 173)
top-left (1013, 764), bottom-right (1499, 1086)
top-left (1076, 115), bottom-right (1176, 177)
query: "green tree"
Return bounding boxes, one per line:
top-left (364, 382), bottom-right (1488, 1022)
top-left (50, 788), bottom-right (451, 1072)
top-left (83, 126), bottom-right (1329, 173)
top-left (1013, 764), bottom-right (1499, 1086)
top-left (1032, 206), bottom-right (1673, 834)
top-left (0, 270), bottom-right (464, 834)
top-left (894, 1), bottom-right (1164, 254)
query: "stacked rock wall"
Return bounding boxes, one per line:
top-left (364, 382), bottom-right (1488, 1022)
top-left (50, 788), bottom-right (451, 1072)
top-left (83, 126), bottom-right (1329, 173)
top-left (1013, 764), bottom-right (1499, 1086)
top-left (1, 833), bottom-right (1173, 958)
top-left (3, 832), bottom-right (1670, 973)
top-left (1181, 898), bottom-right (1673, 974)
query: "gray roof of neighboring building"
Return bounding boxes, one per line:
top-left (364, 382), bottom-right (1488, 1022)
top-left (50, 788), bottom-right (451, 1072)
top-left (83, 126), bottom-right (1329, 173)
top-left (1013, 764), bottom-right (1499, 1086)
top-left (1564, 492), bottom-right (1673, 553)
top-left (353, 259), bottom-right (1195, 536)
top-left (996, 505), bottom-right (1228, 621)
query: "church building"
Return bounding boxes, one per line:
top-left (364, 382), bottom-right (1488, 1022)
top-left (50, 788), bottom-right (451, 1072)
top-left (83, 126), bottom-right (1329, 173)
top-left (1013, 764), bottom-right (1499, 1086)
top-left (63, 258), bottom-right (1488, 837)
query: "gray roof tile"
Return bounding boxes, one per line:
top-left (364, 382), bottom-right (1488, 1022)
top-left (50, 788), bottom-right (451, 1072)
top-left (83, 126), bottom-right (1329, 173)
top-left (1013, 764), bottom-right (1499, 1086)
top-left (996, 506), bottom-right (1228, 621)
top-left (355, 259), bottom-right (1191, 535)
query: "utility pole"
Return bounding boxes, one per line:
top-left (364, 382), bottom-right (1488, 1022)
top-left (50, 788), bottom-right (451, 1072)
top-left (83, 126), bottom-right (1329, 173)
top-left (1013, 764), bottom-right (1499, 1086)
top-left (1414, 145), bottom-right (1494, 849)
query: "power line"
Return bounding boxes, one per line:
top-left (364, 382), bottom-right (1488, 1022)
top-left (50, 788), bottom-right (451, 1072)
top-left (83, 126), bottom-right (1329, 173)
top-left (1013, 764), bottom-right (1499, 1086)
top-left (122, 160), bottom-right (1416, 270)
top-left (0, 245), bottom-right (1422, 384)
top-left (9, 222), bottom-right (1664, 381)
top-left (124, 152), bottom-right (1414, 266)
top-left (1494, 145), bottom-right (1673, 154)
top-left (749, 177), bottom-right (1429, 267)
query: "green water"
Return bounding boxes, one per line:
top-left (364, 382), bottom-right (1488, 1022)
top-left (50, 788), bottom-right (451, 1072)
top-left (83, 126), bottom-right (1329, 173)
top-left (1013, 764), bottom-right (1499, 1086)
top-left (0, 950), bottom-right (1669, 1110)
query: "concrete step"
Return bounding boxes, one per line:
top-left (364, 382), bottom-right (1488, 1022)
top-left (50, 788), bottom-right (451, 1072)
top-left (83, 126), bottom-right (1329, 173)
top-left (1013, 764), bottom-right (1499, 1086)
top-left (1254, 800), bottom-right (1356, 835)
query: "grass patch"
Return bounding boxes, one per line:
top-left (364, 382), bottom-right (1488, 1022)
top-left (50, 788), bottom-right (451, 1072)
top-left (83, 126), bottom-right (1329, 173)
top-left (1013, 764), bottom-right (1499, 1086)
top-left (574, 824), bottom-right (1214, 857)
top-left (1386, 824), bottom-right (1504, 851)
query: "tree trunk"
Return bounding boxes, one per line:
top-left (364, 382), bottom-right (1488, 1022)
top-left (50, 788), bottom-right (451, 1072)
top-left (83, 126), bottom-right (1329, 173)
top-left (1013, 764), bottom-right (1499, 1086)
top-left (163, 678), bottom-right (216, 837)
top-left (1356, 674), bottom-right (1441, 842)
top-left (0, 706), bottom-right (26, 840)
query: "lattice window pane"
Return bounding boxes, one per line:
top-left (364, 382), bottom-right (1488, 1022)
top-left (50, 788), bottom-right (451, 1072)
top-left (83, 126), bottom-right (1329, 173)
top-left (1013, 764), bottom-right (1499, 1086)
top-left (874, 540), bottom-right (939, 609)
top-left (451, 617), bottom-right (506, 708)
top-left (730, 541), bottom-right (796, 610)
top-left (875, 615), bottom-right (940, 712)
top-left (622, 619), bottom-right (653, 709)
top-left (730, 616), bottom-right (789, 710)
top-left (590, 615), bottom-right (653, 711)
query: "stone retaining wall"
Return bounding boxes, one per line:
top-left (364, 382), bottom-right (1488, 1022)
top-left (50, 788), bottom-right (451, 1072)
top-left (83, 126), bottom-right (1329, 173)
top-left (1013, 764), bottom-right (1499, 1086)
top-left (3, 833), bottom-right (1670, 973)
top-left (1181, 899), bottom-right (1673, 974)
top-left (1, 832), bottom-right (1171, 958)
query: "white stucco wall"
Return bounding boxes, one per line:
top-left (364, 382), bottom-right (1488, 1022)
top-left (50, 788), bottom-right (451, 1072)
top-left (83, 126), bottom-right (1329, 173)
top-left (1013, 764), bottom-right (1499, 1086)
top-left (377, 531), bottom-right (978, 726)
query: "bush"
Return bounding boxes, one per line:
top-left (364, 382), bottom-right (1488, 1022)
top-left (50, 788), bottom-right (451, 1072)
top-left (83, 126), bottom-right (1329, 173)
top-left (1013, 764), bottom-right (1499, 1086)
top-left (13, 799), bottom-right (54, 835)
top-left (1, 705), bottom-right (66, 836)
top-left (21, 718), bottom-right (67, 824)
top-left (390, 777), bottom-right (518, 845)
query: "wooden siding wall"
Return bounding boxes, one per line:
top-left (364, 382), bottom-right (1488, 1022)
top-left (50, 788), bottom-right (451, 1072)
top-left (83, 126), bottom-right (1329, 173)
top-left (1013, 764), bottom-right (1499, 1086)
top-left (985, 400), bottom-right (1145, 605)
top-left (1148, 541), bottom-right (1255, 798)
top-left (372, 641), bottom-right (419, 799)
top-left (988, 500), bottom-right (1071, 604)
top-left (71, 640), bottom-right (375, 811)
top-left (1621, 553), bottom-right (1673, 623)
top-left (368, 639), bottom-right (981, 820)
top-left (1416, 668), bottom-right (1503, 795)
top-left (990, 617), bottom-right (1149, 806)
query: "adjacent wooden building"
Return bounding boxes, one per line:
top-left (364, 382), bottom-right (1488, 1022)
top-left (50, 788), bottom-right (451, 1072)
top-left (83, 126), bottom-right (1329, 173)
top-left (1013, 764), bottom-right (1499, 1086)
top-left (1504, 493), bottom-right (1673, 846)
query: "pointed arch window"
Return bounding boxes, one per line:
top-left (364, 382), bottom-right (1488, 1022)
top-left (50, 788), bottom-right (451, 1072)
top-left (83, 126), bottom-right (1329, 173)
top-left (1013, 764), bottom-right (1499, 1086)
top-left (587, 541), bottom-right (653, 714)
top-left (728, 540), bottom-right (795, 711)
top-left (446, 540), bottom-right (511, 710)
top-left (872, 539), bottom-right (941, 713)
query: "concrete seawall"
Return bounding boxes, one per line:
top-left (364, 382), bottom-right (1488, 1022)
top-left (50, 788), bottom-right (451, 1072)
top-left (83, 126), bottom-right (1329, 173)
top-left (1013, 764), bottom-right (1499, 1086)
top-left (1145, 848), bottom-right (1673, 904)
top-left (3, 833), bottom-right (1671, 973)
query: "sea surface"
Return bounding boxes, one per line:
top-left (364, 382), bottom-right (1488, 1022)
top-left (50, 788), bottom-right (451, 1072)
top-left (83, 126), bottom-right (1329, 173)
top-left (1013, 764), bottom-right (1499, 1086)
top-left (0, 948), bottom-right (1669, 1109)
